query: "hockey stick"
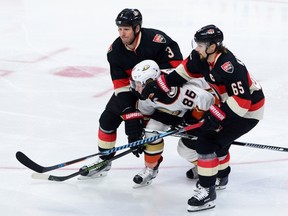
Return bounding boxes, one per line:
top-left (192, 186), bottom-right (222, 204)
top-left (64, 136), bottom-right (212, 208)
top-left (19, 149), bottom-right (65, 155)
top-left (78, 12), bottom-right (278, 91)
top-left (232, 141), bottom-right (288, 152)
top-left (145, 129), bottom-right (197, 140)
top-left (16, 151), bottom-right (100, 173)
top-left (145, 129), bottom-right (288, 153)
top-left (31, 148), bottom-right (133, 182)
top-left (16, 122), bottom-right (203, 173)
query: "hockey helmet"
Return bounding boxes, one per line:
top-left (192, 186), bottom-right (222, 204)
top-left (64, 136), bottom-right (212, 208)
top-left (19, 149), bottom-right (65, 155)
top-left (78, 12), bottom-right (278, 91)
top-left (115, 8), bottom-right (142, 28)
top-left (131, 59), bottom-right (160, 89)
top-left (194, 24), bottom-right (223, 45)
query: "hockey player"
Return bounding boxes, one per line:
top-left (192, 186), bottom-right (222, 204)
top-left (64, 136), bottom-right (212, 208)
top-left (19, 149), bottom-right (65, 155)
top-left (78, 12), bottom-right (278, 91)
top-left (140, 25), bottom-right (265, 211)
top-left (79, 8), bottom-right (183, 179)
top-left (130, 59), bottom-right (215, 188)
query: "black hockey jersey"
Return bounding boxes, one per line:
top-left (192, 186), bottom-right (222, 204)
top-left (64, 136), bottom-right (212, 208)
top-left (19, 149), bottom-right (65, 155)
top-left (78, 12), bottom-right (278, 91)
top-left (107, 28), bottom-right (183, 95)
top-left (166, 49), bottom-right (265, 121)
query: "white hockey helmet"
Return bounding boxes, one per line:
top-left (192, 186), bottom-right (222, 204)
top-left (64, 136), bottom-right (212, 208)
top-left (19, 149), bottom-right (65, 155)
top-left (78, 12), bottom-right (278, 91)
top-left (131, 59), bottom-right (161, 89)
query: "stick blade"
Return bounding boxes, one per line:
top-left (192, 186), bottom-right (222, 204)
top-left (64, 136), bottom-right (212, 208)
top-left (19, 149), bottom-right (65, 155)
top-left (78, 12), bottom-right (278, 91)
top-left (16, 151), bottom-right (45, 173)
top-left (31, 172), bottom-right (50, 180)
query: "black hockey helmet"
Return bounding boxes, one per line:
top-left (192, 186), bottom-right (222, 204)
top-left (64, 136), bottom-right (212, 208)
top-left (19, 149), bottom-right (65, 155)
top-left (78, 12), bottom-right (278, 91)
top-left (194, 24), bottom-right (223, 46)
top-left (115, 8), bottom-right (142, 28)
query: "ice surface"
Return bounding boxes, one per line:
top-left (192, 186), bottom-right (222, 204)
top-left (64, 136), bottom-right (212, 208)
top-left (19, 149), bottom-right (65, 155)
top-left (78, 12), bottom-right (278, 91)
top-left (1, 0), bottom-right (288, 215)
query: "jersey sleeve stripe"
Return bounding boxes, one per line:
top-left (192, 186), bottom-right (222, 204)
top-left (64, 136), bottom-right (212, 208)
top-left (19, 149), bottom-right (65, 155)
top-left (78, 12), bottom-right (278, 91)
top-left (226, 95), bottom-right (251, 117)
top-left (114, 86), bottom-right (130, 95)
top-left (169, 59), bottom-right (183, 68)
top-left (112, 77), bottom-right (130, 89)
top-left (249, 98), bottom-right (265, 111)
top-left (176, 60), bottom-right (202, 81)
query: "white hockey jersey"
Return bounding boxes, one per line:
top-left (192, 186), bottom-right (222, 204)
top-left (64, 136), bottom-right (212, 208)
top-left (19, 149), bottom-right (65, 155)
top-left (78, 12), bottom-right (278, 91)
top-left (137, 78), bottom-right (215, 118)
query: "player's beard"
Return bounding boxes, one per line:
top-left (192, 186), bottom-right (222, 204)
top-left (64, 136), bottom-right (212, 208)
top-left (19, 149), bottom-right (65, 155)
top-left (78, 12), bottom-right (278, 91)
top-left (121, 35), bottom-right (136, 47)
top-left (199, 54), bottom-right (207, 62)
top-left (121, 38), bottom-right (131, 45)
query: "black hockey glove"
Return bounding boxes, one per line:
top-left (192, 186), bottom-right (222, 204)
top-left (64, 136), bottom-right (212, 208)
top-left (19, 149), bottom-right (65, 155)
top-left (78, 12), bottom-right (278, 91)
top-left (129, 143), bottom-right (146, 158)
top-left (141, 75), bottom-right (170, 100)
top-left (122, 110), bottom-right (145, 158)
top-left (201, 105), bottom-right (226, 132)
top-left (173, 110), bottom-right (200, 129)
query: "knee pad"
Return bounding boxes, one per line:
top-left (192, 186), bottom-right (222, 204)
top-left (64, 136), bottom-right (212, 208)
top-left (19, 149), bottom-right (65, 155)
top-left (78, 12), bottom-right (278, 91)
top-left (177, 139), bottom-right (198, 162)
top-left (99, 110), bottom-right (122, 131)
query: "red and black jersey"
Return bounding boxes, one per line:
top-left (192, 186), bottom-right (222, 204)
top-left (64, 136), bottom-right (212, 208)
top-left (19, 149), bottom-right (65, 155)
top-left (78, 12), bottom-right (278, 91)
top-left (166, 49), bottom-right (265, 121)
top-left (107, 28), bottom-right (183, 93)
top-left (107, 27), bottom-right (183, 113)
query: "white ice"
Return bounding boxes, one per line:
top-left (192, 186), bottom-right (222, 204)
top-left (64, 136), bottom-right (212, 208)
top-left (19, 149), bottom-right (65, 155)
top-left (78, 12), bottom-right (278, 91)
top-left (1, 0), bottom-right (288, 215)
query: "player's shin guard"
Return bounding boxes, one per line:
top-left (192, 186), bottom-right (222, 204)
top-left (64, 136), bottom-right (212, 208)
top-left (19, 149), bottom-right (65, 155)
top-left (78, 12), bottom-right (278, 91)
top-left (97, 128), bottom-right (117, 160)
top-left (216, 153), bottom-right (230, 190)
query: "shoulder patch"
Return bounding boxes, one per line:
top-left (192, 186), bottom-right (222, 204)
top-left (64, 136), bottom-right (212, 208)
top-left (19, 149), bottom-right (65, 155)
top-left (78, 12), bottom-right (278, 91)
top-left (153, 34), bottom-right (166, 43)
top-left (221, 61), bottom-right (234, 73)
top-left (107, 44), bottom-right (112, 53)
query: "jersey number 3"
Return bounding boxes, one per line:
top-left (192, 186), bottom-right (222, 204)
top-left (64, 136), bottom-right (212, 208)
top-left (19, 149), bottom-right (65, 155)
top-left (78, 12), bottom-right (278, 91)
top-left (165, 46), bottom-right (175, 58)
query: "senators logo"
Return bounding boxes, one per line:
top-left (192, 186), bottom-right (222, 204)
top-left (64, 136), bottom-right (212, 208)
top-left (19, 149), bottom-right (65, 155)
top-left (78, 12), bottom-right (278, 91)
top-left (153, 34), bottom-right (166, 43)
top-left (221, 61), bottom-right (234, 73)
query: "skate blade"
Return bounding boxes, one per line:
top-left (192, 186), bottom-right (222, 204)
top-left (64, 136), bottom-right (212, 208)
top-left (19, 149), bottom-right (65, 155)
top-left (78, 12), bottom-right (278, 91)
top-left (133, 180), bottom-right (152, 189)
top-left (187, 201), bottom-right (215, 212)
top-left (216, 185), bottom-right (226, 190)
top-left (77, 172), bottom-right (108, 180)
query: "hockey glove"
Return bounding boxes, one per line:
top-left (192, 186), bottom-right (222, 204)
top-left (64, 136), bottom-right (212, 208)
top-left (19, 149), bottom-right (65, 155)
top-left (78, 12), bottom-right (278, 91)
top-left (141, 75), bottom-right (170, 100)
top-left (129, 143), bottom-right (146, 158)
top-left (173, 110), bottom-right (199, 129)
top-left (201, 105), bottom-right (226, 132)
top-left (122, 110), bottom-right (145, 158)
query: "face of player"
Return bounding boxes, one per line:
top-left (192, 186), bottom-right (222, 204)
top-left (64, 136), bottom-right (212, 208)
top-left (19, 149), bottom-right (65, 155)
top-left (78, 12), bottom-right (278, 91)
top-left (195, 42), bottom-right (216, 61)
top-left (134, 81), bottom-right (144, 94)
top-left (195, 42), bottom-right (208, 61)
top-left (130, 79), bottom-right (154, 100)
top-left (118, 26), bottom-right (136, 46)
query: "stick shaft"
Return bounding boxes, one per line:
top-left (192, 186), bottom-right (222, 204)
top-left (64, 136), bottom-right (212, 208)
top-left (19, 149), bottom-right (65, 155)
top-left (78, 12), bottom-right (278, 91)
top-left (17, 122), bottom-right (203, 173)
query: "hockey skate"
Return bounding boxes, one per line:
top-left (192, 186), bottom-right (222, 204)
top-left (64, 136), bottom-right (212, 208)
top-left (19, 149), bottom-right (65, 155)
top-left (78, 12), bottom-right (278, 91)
top-left (187, 184), bottom-right (216, 212)
top-left (133, 166), bottom-right (159, 188)
top-left (78, 158), bottom-right (112, 180)
top-left (215, 176), bottom-right (228, 190)
top-left (186, 166), bottom-right (199, 179)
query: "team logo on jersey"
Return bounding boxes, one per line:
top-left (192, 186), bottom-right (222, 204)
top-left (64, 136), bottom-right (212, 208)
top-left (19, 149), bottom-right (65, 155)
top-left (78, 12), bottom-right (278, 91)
top-left (167, 87), bottom-right (178, 98)
top-left (153, 34), bottom-right (166, 43)
top-left (221, 61), bottom-right (234, 73)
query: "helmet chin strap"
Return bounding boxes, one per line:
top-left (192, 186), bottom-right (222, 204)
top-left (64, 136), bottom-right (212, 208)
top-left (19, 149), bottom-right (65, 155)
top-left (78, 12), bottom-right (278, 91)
top-left (204, 43), bottom-right (217, 60)
top-left (128, 34), bottom-right (137, 46)
top-left (128, 26), bottom-right (140, 46)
